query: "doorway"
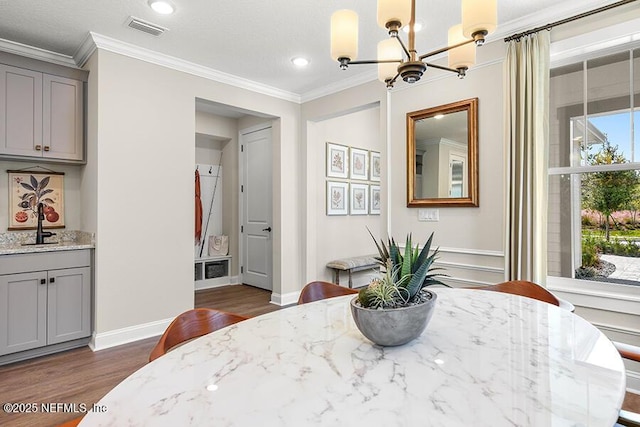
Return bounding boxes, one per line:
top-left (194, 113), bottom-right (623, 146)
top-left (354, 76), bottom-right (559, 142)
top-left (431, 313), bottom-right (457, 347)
top-left (240, 125), bottom-right (273, 291)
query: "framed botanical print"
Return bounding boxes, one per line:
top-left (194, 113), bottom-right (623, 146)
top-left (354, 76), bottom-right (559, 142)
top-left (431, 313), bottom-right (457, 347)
top-left (326, 142), bottom-right (349, 179)
top-left (8, 170), bottom-right (65, 230)
top-left (326, 181), bottom-right (349, 215)
top-left (370, 151), bottom-right (381, 182)
top-left (350, 183), bottom-right (369, 215)
top-left (370, 185), bottom-right (381, 215)
top-left (350, 147), bottom-right (369, 180)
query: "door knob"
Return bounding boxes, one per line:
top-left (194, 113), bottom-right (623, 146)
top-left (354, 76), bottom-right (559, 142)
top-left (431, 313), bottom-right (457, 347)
top-left (262, 227), bottom-right (272, 232)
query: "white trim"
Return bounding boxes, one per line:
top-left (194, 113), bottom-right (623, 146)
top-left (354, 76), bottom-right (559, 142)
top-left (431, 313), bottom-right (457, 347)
top-left (437, 260), bottom-right (504, 274)
top-left (270, 291), bottom-right (299, 306)
top-left (89, 317), bottom-right (172, 351)
top-left (194, 276), bottom-right (240, 291)
top-left (0, 37), bottom-right (78, 68)
top-left (300, 70), bottom-right (377, 103)
top-left (550, 17), bottom-right (640, 68)
top-left (81, 33), bottom-right (301, 103)
top-left (441, 276), bottom-right (494, 287)
top-left (626, 370), bottom-right (640, 395)
top-left (594, 323), bottom-right (640, 339)
top-left (549, 162), bottom-right (640, 175)
top-left (548, 277), bottom-right (640, 315)
top-left (437, 246), bottom-right (505, 258)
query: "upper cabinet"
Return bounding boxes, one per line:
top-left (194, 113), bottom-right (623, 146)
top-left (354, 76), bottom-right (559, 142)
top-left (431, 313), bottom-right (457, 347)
top-left (0, 54), bottom-right (87, 164)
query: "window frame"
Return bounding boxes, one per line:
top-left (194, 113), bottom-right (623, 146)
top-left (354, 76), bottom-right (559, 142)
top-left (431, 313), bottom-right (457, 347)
top-left (547, 31), bottom-right (640, 313)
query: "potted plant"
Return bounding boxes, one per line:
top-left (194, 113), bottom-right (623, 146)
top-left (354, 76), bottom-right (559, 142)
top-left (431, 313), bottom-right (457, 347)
top-left (350, 230), bottom-right (447, 346)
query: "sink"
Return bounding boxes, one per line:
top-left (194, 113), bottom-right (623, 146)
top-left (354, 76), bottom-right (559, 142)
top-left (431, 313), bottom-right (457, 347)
top-left (22, 242), bottom-right (59, 246)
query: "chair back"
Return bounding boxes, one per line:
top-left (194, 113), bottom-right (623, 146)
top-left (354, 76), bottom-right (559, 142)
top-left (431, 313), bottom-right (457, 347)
top-left (149, 308), bottom-right (248, 362)
top-left (473, 280), bottom-right (560, 306)
top-left (298, 281), bottom-right (358, 305)
top-left (57, 416), bottom-right (83, 427)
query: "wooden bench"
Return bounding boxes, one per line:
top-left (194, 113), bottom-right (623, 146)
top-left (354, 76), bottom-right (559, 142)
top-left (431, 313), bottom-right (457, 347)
top-left (326, 255), bottom-right (379, 288)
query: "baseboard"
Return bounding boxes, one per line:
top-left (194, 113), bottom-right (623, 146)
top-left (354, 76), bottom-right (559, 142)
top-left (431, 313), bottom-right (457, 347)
top-left (627, 369), bottom-right (640, 394)
top-left (270, 291), bottom-right (299, 306)
top-left (90, 317), bottom-right (172, 351)
top-left (195, 277), bottom-right (241, 291)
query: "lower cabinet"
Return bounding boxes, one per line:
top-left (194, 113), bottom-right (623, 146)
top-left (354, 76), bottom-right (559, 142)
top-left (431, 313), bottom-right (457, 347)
top-left (0, 250), bottom-right (92, 359)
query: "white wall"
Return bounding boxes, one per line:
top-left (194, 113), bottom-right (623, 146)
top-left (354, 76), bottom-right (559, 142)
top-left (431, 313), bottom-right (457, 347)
top-left (301, 81), bottom-right (388, 287)
top-left (310, 106), bottom-right (383, 288)
top-left (388, 41), bottom-right (507, 287)
top-left (84, 49), bottom-right (300, 347)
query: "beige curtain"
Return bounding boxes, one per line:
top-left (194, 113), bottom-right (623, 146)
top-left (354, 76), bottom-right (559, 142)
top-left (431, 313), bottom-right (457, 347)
top-left (504, 31), bottom-right (550, 283)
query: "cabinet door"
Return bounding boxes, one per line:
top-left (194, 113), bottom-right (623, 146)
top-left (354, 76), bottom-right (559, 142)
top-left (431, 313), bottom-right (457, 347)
top-left (0, 272), bottom-right (47, 356)
top-left (42, 74), bottom-right (83, 161)
top-left (0, 64), bottom-right (43, 157)
top-left (47, 267), bottom-right (91, 345)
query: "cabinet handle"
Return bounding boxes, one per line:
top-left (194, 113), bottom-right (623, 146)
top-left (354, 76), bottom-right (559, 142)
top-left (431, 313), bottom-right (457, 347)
top-left (40, 278), bottom-right (46, 285)
top-left (35, 145), bottom-right (42, 151)
top-left (49, 277), bottom-right (55, 283)
top-left (44, 146), bottom-right (50, 152)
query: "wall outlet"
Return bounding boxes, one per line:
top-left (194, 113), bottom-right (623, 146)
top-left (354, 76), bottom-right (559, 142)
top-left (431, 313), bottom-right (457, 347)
top-left (418, 208), bottom-right (439, 222)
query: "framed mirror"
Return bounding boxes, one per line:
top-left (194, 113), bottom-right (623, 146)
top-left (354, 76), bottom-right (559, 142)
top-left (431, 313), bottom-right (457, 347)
top-left (407, 98), bottom-right (478, 207)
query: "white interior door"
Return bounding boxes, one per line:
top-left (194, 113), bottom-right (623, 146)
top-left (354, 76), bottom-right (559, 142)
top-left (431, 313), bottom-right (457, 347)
top-left (241, 126), bottom-right (272, 291)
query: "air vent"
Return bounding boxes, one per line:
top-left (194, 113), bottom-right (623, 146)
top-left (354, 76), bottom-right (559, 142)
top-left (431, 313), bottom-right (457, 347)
top-left (126, 16), bottom-right (168, 36)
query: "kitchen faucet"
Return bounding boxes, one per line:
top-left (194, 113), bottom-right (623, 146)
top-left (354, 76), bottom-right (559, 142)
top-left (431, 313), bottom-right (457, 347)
top-left (35, 203), bottom-right (56, 244)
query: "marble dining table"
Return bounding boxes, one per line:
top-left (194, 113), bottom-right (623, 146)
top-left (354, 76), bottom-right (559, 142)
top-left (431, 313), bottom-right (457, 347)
top-left (79, 288), bottom-right (626, 427)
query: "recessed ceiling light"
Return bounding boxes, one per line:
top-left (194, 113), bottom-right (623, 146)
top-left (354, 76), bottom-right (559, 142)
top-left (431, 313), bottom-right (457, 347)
top-left (291, 57), bottom-right (310, 67)
top-left (148, 0), bottom-right (175, 15)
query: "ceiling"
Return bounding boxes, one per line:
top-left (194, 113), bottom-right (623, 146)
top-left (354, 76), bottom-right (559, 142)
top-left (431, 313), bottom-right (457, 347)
top-left (0, 0), bottom-right (626, 99)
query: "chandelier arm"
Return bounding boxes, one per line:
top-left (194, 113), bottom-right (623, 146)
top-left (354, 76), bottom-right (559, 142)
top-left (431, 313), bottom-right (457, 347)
top-left (394, 35), bottom-right (411, 60)
top-left (423, 62), bottom-right (462, 74)
top-left (348, 59), bottom-right (402, 65)
top-left (418, 38), bottom-right (476, 61)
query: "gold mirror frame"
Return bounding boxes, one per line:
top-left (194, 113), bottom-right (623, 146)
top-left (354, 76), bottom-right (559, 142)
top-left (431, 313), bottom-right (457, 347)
top-left (407, 98), bottom-right (478, 207)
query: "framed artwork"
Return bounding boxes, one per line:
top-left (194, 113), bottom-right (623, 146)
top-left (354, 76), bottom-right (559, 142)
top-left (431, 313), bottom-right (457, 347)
top-left (370, 151), bottom-right (381, 182)
top-left (370, 185), bottom-right (381, 215)
top-left (326, 181), bottom-right (349, 215)
top-left (350, 147), bottom-right (369, 180)
top-left (326, 142), bottom-right (349, 179)
top-left (8, 170), bottom-right (65, 230)
top-left (350, 183), bottom-right (369, 215)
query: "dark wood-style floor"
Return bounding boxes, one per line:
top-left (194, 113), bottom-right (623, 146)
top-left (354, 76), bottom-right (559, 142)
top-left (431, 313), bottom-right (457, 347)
top-left (0, 284), bottom-right (638, 427)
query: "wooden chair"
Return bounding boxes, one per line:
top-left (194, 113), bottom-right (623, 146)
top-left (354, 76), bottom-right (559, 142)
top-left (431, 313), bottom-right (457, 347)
top-left (297, 281), bottom-right (358, 305)
top-left (149, 308), bottom-right (248, 362)
top-left (57, 416), bottom-right (83, 426)
top-left (473, 280), bottom-right (561, 306)
top-left (615, 341), bottom-right (640, 426)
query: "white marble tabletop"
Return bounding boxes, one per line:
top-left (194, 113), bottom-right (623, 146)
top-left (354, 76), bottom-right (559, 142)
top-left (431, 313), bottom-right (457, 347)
top-left (80, 289), bottom-right (626, 427)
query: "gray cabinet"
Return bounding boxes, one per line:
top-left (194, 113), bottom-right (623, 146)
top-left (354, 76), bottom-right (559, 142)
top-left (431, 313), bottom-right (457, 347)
top-left (0, 250), bottom-right (91, 359)
top-left (0, 63), bottom-right (84, 162)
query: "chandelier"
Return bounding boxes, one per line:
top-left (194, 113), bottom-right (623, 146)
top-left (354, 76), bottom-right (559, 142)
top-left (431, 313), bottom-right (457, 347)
top-left (331, 0), bottom-right (497, 88)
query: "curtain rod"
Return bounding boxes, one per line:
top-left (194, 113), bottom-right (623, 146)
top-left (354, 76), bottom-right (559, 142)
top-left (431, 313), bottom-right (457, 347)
top-left (504, 0), bottom-right (638, 42)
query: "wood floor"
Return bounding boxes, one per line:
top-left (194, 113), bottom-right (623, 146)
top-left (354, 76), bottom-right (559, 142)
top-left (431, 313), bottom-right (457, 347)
top-left (0, 284), bottom-right (637, 427)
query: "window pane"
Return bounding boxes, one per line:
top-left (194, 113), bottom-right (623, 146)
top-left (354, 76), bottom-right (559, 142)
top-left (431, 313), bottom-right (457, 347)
top-left (586, 52), bottom-right (632, 163)
top-left (550, 63), bottom-right (584, 168)
top-left (548, 171), bottom-right (640, 285)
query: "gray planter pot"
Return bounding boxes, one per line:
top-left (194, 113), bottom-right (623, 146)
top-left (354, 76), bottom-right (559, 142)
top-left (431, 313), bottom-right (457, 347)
top-left (350, 291), bottom-right (438, 346)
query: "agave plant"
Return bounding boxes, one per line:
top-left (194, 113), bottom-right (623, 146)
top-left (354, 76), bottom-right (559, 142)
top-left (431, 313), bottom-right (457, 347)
top-left (357, 229), bottom-right (447, 309)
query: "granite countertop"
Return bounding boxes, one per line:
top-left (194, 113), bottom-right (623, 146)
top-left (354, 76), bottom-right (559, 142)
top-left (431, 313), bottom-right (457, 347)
top-left (0, 230), bottom-right (94, 255)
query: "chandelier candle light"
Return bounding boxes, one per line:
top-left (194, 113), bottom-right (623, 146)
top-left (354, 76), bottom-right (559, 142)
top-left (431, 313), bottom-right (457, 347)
top-left (331, 0), bottom-right (497, 88)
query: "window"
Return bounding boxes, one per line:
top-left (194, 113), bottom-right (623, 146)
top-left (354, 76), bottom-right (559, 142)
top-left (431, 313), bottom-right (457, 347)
top-left (548, 48), bottom-right (640, 289)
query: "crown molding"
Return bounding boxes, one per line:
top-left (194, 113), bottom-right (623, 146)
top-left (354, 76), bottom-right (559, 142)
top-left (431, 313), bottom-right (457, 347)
top-left (300, 69), bottom-right (377, 103)
top-left (77, 32), bottom-right (301, 104)
top-left (0, 38), bottom-right (78, 68)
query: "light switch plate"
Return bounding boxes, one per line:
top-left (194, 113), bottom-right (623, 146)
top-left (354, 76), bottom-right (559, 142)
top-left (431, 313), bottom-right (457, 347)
top-left (418, 208), bottom-right (439, 222)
